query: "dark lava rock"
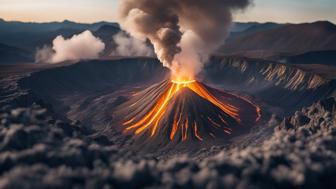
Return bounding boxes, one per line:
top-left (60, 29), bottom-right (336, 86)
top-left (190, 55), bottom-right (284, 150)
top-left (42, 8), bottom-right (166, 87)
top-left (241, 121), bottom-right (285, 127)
top-left (112, 96), bottom-right (128, 107)
top-left (279, 118), bottom-right (294, 130)
top-left (319, 97), bottom-right (336, 112)
top-left (295, 113), bottom-right (311, 126)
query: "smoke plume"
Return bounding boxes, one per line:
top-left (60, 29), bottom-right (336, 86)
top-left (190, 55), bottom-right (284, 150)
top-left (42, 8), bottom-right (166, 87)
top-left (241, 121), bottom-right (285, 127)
top-left (111, 32), bottom-right (154, 57)
top-left (117, 0), bottom-right (251, 79)
top-left (35, 30), bottom-right (105, 64)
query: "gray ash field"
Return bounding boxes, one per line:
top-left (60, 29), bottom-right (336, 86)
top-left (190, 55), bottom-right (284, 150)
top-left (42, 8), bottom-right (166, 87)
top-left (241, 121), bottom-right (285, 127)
top-left (0, 56), bottom-right (336, 189)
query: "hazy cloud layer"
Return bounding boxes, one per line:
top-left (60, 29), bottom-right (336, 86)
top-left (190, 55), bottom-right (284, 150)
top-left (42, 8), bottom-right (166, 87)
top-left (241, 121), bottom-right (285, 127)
top-left (35, 30), bottom-right (105, 64)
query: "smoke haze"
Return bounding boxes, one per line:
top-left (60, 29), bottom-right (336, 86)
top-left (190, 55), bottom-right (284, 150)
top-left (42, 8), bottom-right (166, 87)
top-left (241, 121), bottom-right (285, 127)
top-left (35, 30), bottom-right (105, 64)
top-left (117, 0), bottom-right (252, 79)
top-left (111, 32), bottom-right (154, 57)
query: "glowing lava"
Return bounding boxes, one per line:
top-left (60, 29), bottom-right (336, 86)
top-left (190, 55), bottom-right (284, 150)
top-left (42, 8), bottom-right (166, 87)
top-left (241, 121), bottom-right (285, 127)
top-left (171, 80), bottom-right (196, 85)
top-left (120, 78), bottom-right (260, 142)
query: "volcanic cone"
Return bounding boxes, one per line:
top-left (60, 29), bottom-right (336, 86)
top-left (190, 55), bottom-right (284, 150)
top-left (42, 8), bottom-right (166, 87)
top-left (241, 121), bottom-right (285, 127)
top-left (114, 80), bottom-right (261, 147)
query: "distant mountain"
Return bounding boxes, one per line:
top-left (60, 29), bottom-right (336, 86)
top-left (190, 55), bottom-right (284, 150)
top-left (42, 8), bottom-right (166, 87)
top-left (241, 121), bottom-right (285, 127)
top-left (0, 19), bottom-right (122, 64)
top-left (0, 19), bottom-right (119, 51)
top-left (0, 43), bottom-right (33, 64)
top-left (0, 19), bottom-right (334, 65)
top-left (274, 50), bottom-right (336, 66)
top-left (94, 25), bottom-right (122, 56)
top-left (0, 28), bottom-right (84, 52)
top-left (229, 22), bottom-right (260, 33)
top-left (94, 24), bottom-right (121, 43)
top-left (221, 21), bottom-right (336, 56)
top-left (0, 19), bottom-right (118, 33)
top-left (236, 22), bottom-right (284, 35)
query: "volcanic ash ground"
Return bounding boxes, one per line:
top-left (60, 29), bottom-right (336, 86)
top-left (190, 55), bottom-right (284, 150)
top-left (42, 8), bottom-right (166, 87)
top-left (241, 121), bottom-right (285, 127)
top-left (0, 98), bottom-right (336, 189)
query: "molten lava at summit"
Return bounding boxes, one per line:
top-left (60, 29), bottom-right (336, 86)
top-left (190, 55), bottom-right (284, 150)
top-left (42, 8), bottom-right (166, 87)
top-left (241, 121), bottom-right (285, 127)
top-left (115, 79), bottom-right (261, 143)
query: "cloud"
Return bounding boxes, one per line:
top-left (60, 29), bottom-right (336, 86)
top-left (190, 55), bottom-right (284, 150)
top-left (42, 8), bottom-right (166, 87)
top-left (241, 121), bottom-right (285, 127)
top-left (35, 30), bottom-right (105, 64)
top-left (111, 32), bottom-right (154, 57)
top-left (117, 0), bottom-right (252, 80)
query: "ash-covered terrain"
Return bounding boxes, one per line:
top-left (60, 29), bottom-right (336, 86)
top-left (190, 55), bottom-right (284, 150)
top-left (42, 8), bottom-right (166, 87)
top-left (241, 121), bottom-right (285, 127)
top-left (0, 56), bottom-right (336, 188)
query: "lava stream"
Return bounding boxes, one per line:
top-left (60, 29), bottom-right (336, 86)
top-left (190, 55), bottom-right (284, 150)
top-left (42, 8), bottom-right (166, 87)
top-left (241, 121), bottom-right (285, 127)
top-left (121, 80), bottom-right (259, 141)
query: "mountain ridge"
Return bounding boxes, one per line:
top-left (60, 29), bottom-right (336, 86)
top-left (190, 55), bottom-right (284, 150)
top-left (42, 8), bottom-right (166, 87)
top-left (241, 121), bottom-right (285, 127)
top-left (222, 21), bottom-right (336, 56)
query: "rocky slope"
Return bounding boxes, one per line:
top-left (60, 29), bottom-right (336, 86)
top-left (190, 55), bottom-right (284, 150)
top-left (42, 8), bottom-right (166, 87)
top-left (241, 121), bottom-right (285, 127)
top-left (0, 43), bottom-right (33, 64)
top-left (205, 56), bottom-right (334, 116)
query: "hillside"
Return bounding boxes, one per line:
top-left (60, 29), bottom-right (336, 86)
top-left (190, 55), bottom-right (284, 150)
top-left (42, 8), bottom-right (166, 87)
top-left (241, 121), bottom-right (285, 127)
top-left (273, 50), bottom-right (336, 65)
top-left (93, 25), bottom-right (122, 56)
top-left (0, 43), bottom-right (33, 64)
top-left (221, 21), bottom-right (336, 56)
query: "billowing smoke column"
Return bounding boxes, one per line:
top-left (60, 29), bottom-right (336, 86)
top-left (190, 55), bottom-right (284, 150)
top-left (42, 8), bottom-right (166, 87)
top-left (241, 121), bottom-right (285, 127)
top-left (117, 0), bottom-right (251, 80)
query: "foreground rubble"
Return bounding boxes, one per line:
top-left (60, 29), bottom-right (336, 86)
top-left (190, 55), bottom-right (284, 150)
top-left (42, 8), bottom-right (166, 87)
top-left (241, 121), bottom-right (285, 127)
top-left (0, 97), bottom-right (335, 189)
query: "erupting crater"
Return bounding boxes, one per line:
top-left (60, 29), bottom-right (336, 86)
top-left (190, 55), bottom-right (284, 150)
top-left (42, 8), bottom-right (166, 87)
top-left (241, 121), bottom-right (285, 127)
top-left (115, 78), bottom-right (261, 144)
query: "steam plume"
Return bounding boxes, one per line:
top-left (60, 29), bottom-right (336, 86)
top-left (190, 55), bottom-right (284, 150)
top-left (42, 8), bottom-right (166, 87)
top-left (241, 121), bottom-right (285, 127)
top-left (117, 0), bottom-right (251, 79)
top-left (111, 32), bottom-right (154, 57)
top-left (36, 30), bottom-right (105, 64)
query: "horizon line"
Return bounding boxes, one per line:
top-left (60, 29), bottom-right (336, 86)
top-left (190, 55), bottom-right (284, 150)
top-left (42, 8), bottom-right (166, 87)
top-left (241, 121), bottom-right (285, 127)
top-left (1, 18), bottom-right (335, 25)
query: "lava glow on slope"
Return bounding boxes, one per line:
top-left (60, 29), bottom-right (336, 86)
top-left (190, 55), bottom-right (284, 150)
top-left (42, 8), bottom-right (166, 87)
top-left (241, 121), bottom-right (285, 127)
top-left (121, 79), bottom-right (261, 142)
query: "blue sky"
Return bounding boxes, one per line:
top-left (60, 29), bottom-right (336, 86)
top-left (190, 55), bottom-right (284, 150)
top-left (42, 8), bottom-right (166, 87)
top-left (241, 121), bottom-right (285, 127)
top-left (0, 0), bottom-right (335, 23)
top-left (237, 0), bottom-right (336, 23)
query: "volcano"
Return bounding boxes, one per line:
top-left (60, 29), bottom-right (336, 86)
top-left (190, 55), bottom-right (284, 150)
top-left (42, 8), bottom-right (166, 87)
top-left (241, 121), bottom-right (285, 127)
top-left (115, 80), bottom-right (261, 146)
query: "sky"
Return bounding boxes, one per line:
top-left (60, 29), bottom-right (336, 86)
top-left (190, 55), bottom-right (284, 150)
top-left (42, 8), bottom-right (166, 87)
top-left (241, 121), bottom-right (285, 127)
top-left (0, 0), bottom-right (335, 24)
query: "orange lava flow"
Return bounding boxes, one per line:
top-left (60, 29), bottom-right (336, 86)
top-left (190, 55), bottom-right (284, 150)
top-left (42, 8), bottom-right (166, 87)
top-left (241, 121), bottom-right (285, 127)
top-left (123, 80), bottom-right (244, 141)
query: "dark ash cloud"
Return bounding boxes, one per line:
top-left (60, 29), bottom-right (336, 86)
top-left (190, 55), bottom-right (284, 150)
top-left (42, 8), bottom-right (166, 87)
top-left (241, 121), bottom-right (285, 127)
top-left (117, 0), bottom-right (252, 78)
